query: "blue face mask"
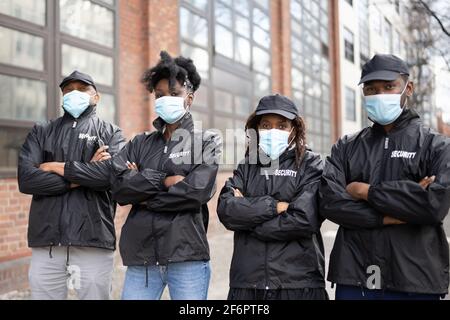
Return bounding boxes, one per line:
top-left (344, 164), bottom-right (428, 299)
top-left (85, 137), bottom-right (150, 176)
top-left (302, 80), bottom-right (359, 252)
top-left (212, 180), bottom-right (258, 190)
top-left (363, 84), bottom-right (408, 125)
top-left (155, 96), bottom-right (188, 124)
top-left (63, 90), bottom-right (92, 119)
top-left (259, 129), bottom-right (292, 160)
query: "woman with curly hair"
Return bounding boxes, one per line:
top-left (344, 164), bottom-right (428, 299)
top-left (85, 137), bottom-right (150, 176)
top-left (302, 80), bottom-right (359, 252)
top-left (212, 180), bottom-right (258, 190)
top-left (62, 51), bottom-right (221, 300)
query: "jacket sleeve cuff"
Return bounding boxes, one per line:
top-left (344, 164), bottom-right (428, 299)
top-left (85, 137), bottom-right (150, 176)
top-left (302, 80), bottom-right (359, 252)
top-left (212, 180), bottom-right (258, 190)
top-left (368, 186), bottom-right (385, 227)
top-left (367, 185), bottom-right (378, 207)
top-left (267, 198), bottom-right (278, 217)
top-left (141, 169), bottom-right (167, 191)
top-left (63, 161), bottom-right (75, 181)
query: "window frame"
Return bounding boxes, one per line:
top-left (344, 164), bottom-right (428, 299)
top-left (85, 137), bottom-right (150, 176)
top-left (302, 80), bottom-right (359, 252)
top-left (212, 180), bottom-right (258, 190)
top-left (0, 0), bottom-right (119, 178)
top-left (345, 86), bottom-right (356, 122)
top-left (290, 0), bottom-right (332, 156)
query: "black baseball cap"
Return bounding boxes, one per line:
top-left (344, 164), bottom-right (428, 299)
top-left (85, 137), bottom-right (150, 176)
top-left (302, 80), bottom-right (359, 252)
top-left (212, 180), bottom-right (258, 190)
top-left (255, 94), bottom-right (300, 120)
top-left (59, 70), bottom-right (97, 91)
top-left (359, 54), bottom-right (409, 85)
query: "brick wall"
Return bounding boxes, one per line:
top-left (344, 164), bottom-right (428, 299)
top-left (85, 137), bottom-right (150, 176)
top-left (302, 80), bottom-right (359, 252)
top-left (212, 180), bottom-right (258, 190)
top-left (0, 179), bottom-right (32, 293)
top-left (0, 179), bottom-right (31, 263)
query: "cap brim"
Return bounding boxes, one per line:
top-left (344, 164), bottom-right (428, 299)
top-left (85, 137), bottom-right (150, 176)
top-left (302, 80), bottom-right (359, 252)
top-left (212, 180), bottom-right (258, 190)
top-left (255, 109), bottom-right (296, 120)
top-left (358, 70), bottom-right (401, 85)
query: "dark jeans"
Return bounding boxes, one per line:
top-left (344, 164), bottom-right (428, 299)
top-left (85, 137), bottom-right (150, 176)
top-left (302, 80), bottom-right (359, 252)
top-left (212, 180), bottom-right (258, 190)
top-left (335, 284), bottom-right (443, 300)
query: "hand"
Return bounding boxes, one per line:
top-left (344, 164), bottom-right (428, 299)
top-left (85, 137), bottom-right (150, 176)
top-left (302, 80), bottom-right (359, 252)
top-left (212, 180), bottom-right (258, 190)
top-left (276, 202), bottom-right (289, 214)
top-left (164, 175), bottom-right (185, 188)
top-left (383, 216), bottom-right (406, 225)
top-left (39, 162), bottom-right (65, 177)
top-left (91, 146), bottom-right (111, 162)
top-left (346, 182), bottom-right (370, 201)
top-left (39, 162), bottom-right (54, 172)
top-left (126, 161), bottom-right (138, 171)
top-left (231, 187), bottom-right (243, 197)
top-left (419, 176), bottom-right (435, 189)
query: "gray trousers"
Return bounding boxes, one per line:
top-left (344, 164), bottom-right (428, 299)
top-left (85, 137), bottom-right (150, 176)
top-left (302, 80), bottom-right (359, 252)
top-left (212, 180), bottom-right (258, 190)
top-left (29, 246), bottom-right (114, 300)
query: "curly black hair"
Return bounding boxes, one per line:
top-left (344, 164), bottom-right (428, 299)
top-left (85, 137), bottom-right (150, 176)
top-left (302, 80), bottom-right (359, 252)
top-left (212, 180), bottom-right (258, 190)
top-left (141, 51), bottom-right (201, 94)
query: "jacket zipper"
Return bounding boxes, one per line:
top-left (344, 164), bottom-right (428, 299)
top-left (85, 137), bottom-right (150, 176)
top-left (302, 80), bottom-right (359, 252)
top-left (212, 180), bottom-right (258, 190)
top-left (57, 120), bottom-right (78, 247)
top-left (264, 169), bottom-right (270, 291)
top-left (149, 138), bottom-right (170, 267)
top-left (380, 136), bottom-right (390, 181)
top-left (374, 135), bottom-right (390, 290)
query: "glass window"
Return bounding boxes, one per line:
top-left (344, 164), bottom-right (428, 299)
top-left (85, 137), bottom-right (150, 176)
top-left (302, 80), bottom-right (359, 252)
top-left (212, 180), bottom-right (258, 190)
top-left (254, 73), bottom-right (270, 99)
top-left (193, 85), bottom-right (208, 108)
top-left (0, 26), bottom-right (44, 70)
top-left (384, 18), bottom-right (393, 53)
top-left (180, 7), bottom-right (208, 47)
top-left (181, 43), bottom-right (209, 79)
top-left (253, 46), bottom-right (270, 74)
top-left (358, 0), bottom-right (370, 62)
top-left (214, 90), bottom-right (233, 113)
top-left (236, 14), bottom-right (251, 38)
top-left (0, 127), bottom-right (30, 172)
top-left (188, 0), bottom-right (208, 12)
top-left (0, 74), bottom-right (47, 122)
top-left (344, 27), bottom-right (354, 63)
top-left (0, 0), bottom-right (46, 25)
top-left (99, 0), bottom-right (115, 5)
top-left (96, 93), bottom-right (115, 124)
top-left (236, 37), bottom-right (251, 66)
top-left (345, 87), bottom-right (356, 122)
top-left (291, 0), bottom-right (330, 155)
top-left (215, 1), bottom-right (233, 28)
top-left (393, 30), bottom-right (401, 55)
top-left (253, 7), bottom-right (270, 31)
top-left (60, 0), bottom-right (114, 48)
top-left (254, 0), bottom-right (269, 10)
top-left (215, 25), bottom-right (234, 59)
top-left (235, 0), bottom-right (250, 17)
top-left (235, 95), bottom-right (251, 116)
top-left (190, 110), bottom-right (209, 128)
top-left (253, 26), bottom-right (270, 48)
top-left (62, 44), bottom-right (114, 87)
top-left (372, 7), bottom-right (382, 35)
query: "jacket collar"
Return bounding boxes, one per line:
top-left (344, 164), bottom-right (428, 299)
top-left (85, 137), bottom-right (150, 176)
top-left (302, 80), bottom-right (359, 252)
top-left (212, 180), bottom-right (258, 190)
top-left (152, 112), bottom-right (195, 134)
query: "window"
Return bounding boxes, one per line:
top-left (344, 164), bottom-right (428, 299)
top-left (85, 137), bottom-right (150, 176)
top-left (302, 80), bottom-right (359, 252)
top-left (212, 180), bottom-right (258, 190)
top-left (344, 27), bottom-right (354, 63)
top-left (345, 87), bottom-right (356, 122)
top-left (290, 0), bottom-right (331, 156)
top-left (393, 30), bottom-right (401, 55)
top-left (180, 0), bottom-right (272, 166)
top-left (358, 0), bottom-right (370, 66)
top-left (371, 7), bottom-right (382, 36)
top-left (0, 0), bottom-right (118, 176)
top-left (383, 18), bottom-right (393, 53)
top-left (393, 0), bottom-right (400, 14)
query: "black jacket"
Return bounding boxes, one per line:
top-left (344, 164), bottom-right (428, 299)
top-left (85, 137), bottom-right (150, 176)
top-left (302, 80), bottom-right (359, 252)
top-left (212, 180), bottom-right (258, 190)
top-left (18, 107), bottom-right (126, 250)
top-left (217, 149), bottom-right (326, 290)
top-left (319, 109), bottom-right (450, 294)
top-left (65, 113), bottom-right (222, 266)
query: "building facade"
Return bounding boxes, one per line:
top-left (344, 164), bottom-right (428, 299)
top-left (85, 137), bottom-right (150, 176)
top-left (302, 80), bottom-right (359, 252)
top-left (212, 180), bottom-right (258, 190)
top-left (338, 0), bottom-right (412, 136)
top-left (0, 0), bottom-right (406, 294)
